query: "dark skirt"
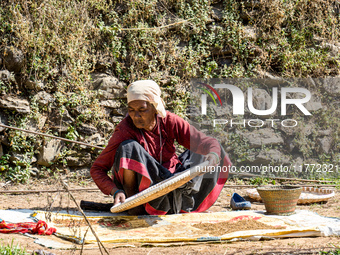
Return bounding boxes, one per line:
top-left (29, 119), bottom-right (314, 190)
top-left (112, 140), bottom-right (230, 215)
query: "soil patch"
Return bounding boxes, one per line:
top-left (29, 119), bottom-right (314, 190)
top-left (0, 179), bottom-right (339, 254)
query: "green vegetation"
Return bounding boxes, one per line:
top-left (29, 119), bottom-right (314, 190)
top-left (0, 241), bottom-right (28, 255)
top-left (320, 249), bottom-right (340, 255)
top-left (249, 177), bottom-right (276, 186)
top-left (1, 0), bottom-right (338, 91)
top-left (0, 0), bottom-right (339, 182)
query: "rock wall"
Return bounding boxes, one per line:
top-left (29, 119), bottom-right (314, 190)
top-left (0, 57), bottom-right (127, 178)
top-left (190, 78), bottom-right (339, 179)
top-left (0, 0), bottom-right (339, 182)
top-left (1, 64), bottom-right (339, 181)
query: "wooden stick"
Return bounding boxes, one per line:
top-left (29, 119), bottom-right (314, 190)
top-left (80, 227), bottom-right (90, 255)
top-left (61, 180), bottom-right (109, 255)
top-left (223, 184), bottom-right (338, 188)
top-left (121, 18), bottom-right (194, 31)
top-left (230, 173), bottom-right (336, 183)
top-left (1, 185), bottom-right (336, 194)
top-left (267, 177), bottom-right (336, 183)
top-left (223, 185), bottom-right (257, 188)
top-left (0, 188), bottom-right (99, 194)
top-left (0, 123), bottom-right (104, 150)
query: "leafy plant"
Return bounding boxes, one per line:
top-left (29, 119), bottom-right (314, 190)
top-left (249, 177), bottom-right (273, 186)
top-left (0, 240), bottom-right (28, 255)
top-left (320, 249), bottom-right (340, 255)
top-left (0, 0), bottom-right (339, 180)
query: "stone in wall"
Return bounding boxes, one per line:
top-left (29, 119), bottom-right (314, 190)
top-left (89, 73), bottom-right (126, 99)
top-left (319, 77), bottom-right (340, 96)
top-left (318, 129), bottom-right (332, 136)
top-left (187, 105), bottom-right (201, 118)
top-left (26, 116), bottom-right (47, 132)
top-left (98, 120), bottom-right (115, 134)
top-left (241, 151), bottom-right (257, 164)
top-left (0, 70), bottom-right (14, 84)
top-left (335, 101), bottom-right (340, 115)
top-left (317, 136), bottom-right (333, 154)
top-left (73, 105), bottom-right (87, 115)
top-left (0, 135), bottom-right (9, 147)
top-left (24, 80), bottom-right (45, 91)
top-left (244, 149), bottom-right (290, 165)
top-left (255, 149), bottom-right (290, 165)
top-left (322, 43), bottom-right (340, 57)
top-left (0, 112), bottom-right (8, 132)
top-left (66, 151), bottom-right (92, 167)
top-left (289, 91), bottom-right (323, 114)
top-left (100, 100), bottom-right (121, 109)
top-left (285, 136), bottom-right (296, 152)
top-left (10, 152), bottom-right (37, 166)
top-left (49, 109), bottom-right (75, 132)
top-left (72, 167), bottom-right (91, 178)
top-left (85, 133), bottom-right (106, 147)
top-left (72, 105), bottom-right (100, 119)
top-left (242, 26), bottom-right (257, 41)
top-left (334, 153), bottom-right (340, 163)
top-left (278, 121), bottom-right (313, 137)
top-left (211, 4), bottom-right (223, 21)
top-left (211, 104), bottom-right (233, 117)
top-left (218, 57), bottom-right (232, 67)
top-left (77, 123), bottom-right (97, 135)
top-left (100, 100), bottom-right (126, 115)
top-left (2, 46), bottom-right (25, 73)
top-left (103, 107), bottom-right (112, 116)
top-left (29, 167), bottom-right (40, 177)
top-left (0, 96), bottom-right (30, 114)
top-left (112, 108), bottom-right (126, 116)
top-left (111, 116), bottom-right (124, 124)
top-left (238, 128), bottom-right (284, 148)
top-left (291, 157), bottom-right (304, 172)
top-left (253, 71), bottom-right (286, 87)
top-left (305, 95), bottom-right (323, 112)
top-left (246, 88), bottom-right (277, 116)
top-left (37, 140), bottom-right (64, 166)
top-left (33, 91), bottom-right (54, 106)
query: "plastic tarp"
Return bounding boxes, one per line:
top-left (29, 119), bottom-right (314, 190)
top-left (1, 209), bottom-right (339, 245)
top-left (31, 210), bottom-right (340, 244)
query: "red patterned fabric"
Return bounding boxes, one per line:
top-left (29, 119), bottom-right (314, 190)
top-left (0, 220), bottom-right (56, 235)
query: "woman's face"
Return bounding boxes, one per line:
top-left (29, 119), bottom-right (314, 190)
top-left (128, 100), bottom-right (157, 131)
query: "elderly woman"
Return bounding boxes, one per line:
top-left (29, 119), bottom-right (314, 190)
top-left (90, 80), bottom-right (231, 215)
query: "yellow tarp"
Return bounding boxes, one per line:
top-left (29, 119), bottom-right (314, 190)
top-left (32, 210), bottom-right (321, 244)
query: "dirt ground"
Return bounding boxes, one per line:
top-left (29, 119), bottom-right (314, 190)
top-left (0, 178), bottom-right (339, 255)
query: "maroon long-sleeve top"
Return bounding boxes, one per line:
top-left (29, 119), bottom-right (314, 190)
top-left (90, 111), bottom-right (221, 195)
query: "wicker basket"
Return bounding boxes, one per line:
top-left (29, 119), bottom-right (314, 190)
top-left (257, 185), bottom-right (302, 215)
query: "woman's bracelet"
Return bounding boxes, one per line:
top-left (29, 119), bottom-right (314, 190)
top-left (113, 189), bottom-right (125, 199)
top-left (208, 152), bottom-right (220, 165)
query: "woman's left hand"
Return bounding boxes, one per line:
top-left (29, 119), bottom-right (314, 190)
top-left (205, 152), bottom-right (219, 166)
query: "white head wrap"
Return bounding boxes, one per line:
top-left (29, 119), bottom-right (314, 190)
top-left (127, 80), bottom-right (166, 118)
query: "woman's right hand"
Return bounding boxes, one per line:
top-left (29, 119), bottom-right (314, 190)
top-left (114, 191), bottom-right (126, 205)
top-left (111, 189), bottom-right (126, 205)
